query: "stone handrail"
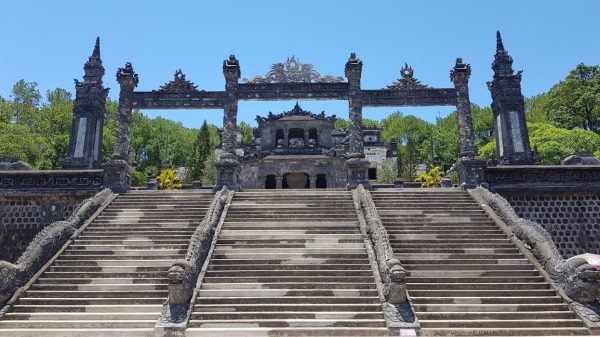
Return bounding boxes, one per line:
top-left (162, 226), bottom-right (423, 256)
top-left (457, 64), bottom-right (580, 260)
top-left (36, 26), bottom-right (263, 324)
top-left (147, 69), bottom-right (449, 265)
top-left (0, 188), bottom-right (114, 310)
top-left (470, 186), bottom-right (600, 304)
top-left (161, 186), bottom-right (230, 324)
top-left (353, 185), bottom-right (407, 304)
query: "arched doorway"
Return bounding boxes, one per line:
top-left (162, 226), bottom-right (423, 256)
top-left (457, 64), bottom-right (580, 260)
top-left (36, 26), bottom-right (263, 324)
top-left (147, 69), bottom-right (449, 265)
top-left (316, 174), bottom-right (327, 188)
top-left (265, 175), bottom-right (276, 189)
top-left (283, 172), bottom-right (309, 189)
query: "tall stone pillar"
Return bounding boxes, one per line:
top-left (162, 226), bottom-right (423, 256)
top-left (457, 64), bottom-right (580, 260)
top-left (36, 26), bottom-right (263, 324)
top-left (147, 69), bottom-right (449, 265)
top-left (344, 53), bottom-right (370, 190)
top-left (275, 176), bottom-right (283, 189)
top-left (215, 55), bottom-right (241, 191)
top-left (61, 37), bottom-right (109, 169)
top-left (450, 58), bottom-right (485, 189)
top-left (488, 31), bottom-right (535, 165)
top-left (451, 58), bottom-right (476, 158)
top-left (102, 62), bottom-right (138, 193)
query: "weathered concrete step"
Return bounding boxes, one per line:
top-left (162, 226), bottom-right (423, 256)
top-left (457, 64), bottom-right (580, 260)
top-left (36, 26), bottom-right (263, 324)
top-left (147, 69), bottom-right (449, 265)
top-left (397, 253), bottom-right (524, 259)
top-left (42, 271), bottom-right (167, 278)
top-left (215, 243), bottom-right (365, 249)
top-left (406, 270), bottom-right (539, 278)
top-left (212, 248), bottom-right (366, 254)
top-left (416, 311), bottom-right (576, 320)
top-left (0, 320), bottom-right (156, 329)
top-left (403, 264), bottom-right (535, 271)
top-left (223, 227), bottom-right (359, 233)
top-left (392, 242), bottom-right (515, 248)
top-left (198, 289), bottom-right (378, 298)
top-left (192, 311), bottom-right (384, 320)
top-left (36, 277), bottom-right (166, 284)
top-left (391, 233), bottom-right (507, 240)
top-left (93, 220), bottom-right (196, 224)
top-left (63, 246), bottom-right (187, 256)
top-left (52, 260), bottom-right (175, 267)
top-left (208, 258), bottom-right (369, 265)
top-left (401, 259), bottom-right (528, 265)
top-left (84, 225), bottom-right (196, 230)
top-left (73, 239), bottom-right (191, 245)
top-left (194, 303), bottom-right (382, 312)
top-left (185, 327), bottom-right (388, 336)
top-left (222, 221), bottom-right (359, 227)
top-left (408, 282), bottom-right (550, 290)
top-left (412, 302), bottom-right (569, 311)
top-left (418, 327), bottom-right (590, 336)
top-left (208, 264), bottom-right (371, 271)
top-left (406, 276), bottom-right (545, 283)
top-left (102, 208), bottom-right (206, 213)
top-left (218, 230), bottom-right (359, 235)
top-left (78, 230), bottom-right (195, 236)
top-left (196, 296), bottom-right (380, 304)
top-left (3, 312), bottom-right (162, 320)
top-left (395, 248), bottom-right (520, 254)
top-left (201, 283), bottom-right (376, 290)
top-left (419, 318), bottom-right (584, 328)
top-left (205, 270), bottom-right (375, 277)
top-left (203, 276), bottom-right (375, 283)
top-left (17, 297), bottom-right (166, 305)
top-left (23, 290), bottom-right (167, 298)
top-left (30, 283), bottom-right (168, 291)
top-left (188, 318), bottom-right (386, 328)
top-left (408, 289), bottom-right (557, 297)
top-left (411, 294), bottom-right (569, 304)
top-left (55, 255), bottom-right (183, 261)
top-left (217, 234), bottom-right (362, 240)
top-left (10, 304), bottom-right (162, 313)
top-left (388, 229), bottom-right (502, 234)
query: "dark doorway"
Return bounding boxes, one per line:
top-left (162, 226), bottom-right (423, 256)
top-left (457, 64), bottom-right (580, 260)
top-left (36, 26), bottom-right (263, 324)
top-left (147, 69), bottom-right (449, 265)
top-left (316, 174), bottom-right (327, 188)
top-left (283, 172), bottom-right (309, 189)
top-left (275, 129), bottom-right (284, 147)
top-left (309, 128), bottom-right (318, 146)
top-left (368, 168), bottom-right (377, 180)
top-left (265, 175), bottom-right (276, 189)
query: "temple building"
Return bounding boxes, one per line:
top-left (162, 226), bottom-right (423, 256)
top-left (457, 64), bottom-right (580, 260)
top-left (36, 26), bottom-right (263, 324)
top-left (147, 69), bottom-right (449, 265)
top-left (228, 103), bottom-right (397, 189)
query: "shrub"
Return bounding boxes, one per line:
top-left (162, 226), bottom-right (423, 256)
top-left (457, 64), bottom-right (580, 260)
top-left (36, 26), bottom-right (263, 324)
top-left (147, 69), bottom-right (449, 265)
top-left (156, 169), bottom-right (182, 190)
top-left (416, 166), bottom-right (444, 187)
top-left (131, 171), bottom-right (147, 187)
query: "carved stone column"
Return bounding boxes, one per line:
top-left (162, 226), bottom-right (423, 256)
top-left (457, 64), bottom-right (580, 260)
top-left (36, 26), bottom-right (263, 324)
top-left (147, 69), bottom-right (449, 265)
top-left (344, 53), bottom-right (370, 190)
top-left (215, 55), bottom-right (241, 191)
top-left (451, 58), bottom-right (476, 158)
top-left (61, 37), bottom-right (109, 169)
top-left (275, 176), bottom-right (283, 189)
top-left (102, 62), bottom-right (138, 193)
top-left (304, 130), bottom-right (309, 147)
top-left (488, 31), bottom-right (535, 165)
top-left (309, 175), bottom-right (316, 189)
top-left (450, 58), bottom-right (486, 189)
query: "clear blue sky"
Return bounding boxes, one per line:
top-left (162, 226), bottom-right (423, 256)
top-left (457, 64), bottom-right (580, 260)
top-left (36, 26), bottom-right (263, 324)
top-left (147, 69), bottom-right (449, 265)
top-left (1, 1), bottom-right (598, 128)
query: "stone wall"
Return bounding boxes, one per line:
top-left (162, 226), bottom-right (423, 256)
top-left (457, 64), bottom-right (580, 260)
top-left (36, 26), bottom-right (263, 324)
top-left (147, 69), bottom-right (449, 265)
top-left (0, 194), bottom-right (89, 262)
top-left (501, 192), bottom-right (600, 258)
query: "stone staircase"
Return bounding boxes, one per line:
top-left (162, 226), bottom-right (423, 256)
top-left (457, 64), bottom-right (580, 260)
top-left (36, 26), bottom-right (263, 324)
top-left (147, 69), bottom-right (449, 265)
top-left (0, 190), bottom-right (213, 336)
top-left (371, 189), bottom-right (591, 336)
top-left (187, 190), bottom-right (388, 337)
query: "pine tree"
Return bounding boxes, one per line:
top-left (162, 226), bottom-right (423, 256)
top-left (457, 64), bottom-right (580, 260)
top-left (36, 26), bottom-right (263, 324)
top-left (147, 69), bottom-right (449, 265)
top-left (189, 120), bottom-right (212, 181)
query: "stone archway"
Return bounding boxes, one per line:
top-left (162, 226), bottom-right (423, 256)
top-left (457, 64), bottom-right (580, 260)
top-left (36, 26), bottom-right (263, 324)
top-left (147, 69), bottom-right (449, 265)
top-left (284, 172), bottom-right (309, 189)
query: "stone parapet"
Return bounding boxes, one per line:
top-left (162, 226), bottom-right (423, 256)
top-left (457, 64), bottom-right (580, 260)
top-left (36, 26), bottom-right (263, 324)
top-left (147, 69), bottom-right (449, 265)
top-left (0, 169), bottom-right (104, 192)
top-left (486, 165), bottom-right (600, 192)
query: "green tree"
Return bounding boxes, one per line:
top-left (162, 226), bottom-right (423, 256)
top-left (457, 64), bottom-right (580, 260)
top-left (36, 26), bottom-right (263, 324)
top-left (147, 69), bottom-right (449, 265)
top-left (545, 64), bottom-right (600, 132)
top-left (239, 122), bottom-right (255, 144)
top-left (188, 120), bottom-right (212, 181)
top-left (10, 80), bottom-right (42, 127)
top-left (201, 151), bottom-right (217, 186)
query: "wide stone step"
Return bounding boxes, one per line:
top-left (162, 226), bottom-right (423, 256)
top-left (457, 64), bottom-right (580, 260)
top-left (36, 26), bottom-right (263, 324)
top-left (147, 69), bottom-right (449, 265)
top-left (30, 284), bottom-right (168, 291)
top-left (188, 318), bottom-right (386, 328)
top-left (36, 277), bottom-right (166, 285)
top-left (203, 276), bottom-right (375, 283)
top-left (17, 297), bottom-right (167, 305)
top-left (408, 289), bottom-right (557, 297)
top-left (185, 327), bottom-right (388, 336)
top-left (51, 259), bottom-right (175, 267)
top-left (0, 320), bottom-right (157, 329)
top-left (204, 270), bottom-right (374, 277)
top-left (194, 303), bottom-right (382, 312)
top-left (212, 248), bottom-right (366, 254)
top-left (407, 276), bottom-right (545, 283)
top-left (207, 263), bottom-right (372, 271)
top-left (42, 271), bottom-right (167, 278)
top-left (197, 296), bottom-right (380, 305)
top-left (408, 282), bottom-right (550, 290)
top-left (395, 248), bottom-right (520, 254)
top-left (412, 302), bottom-right (569, 311)
top-left (416, 311), bottom-right (576, 320)
top-left (420, 318), bottom-right (584, 328)
top-left (418, 327), bottom-right (590, 336)
top-left (63, 249), bottom-right (186, 255)
top-left (3, 312), bottom-right (162, 321)
top-left (403, 264), bottom-right (535, 271)
top-left (192, 311), bottom-right (384, 320)
top-left (200, 283), bottom-right (376, 290)
top-left (215, 243), bottom-right (365, 249)
top-left (73, 239), bottom-right (191, 245)
top-left (23, 290), bottom-right (167, 298)
top-left (55, 255), bottom-right (183, 261)
top-left (10, 304), bottom-right (163, 313)
top-left (208, 258), bottom-right (368, 265)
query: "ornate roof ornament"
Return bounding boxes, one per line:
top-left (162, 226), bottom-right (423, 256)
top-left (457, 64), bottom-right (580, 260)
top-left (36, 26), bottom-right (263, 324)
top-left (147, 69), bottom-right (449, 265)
top-left (388, 63), bottom-right (429, 90)
top-left (256, 102), bottom-right (336, 124)
top-left (243, 56), bottom-right (343, 83)
top-left (158, 69), bottom-right (199, 93)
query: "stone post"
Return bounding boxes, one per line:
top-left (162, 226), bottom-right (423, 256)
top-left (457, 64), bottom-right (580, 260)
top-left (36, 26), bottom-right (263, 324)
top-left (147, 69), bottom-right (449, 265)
top-left (451, 58), bottom-right (476, 158)
top-left (309, 175), bottom-right (317, 189)
top-left (102, 62), bottom-right (138, 193)
top-left (215, 55), bottom-right (241, 191)
top-left (275, 176), bottom-right (283, 189)
top-left (304, 130), bottom-right (309, 147)
top-left (450, 58), bottom-right (486, 189)
top-left (344, 53), bottom-right (370, 190)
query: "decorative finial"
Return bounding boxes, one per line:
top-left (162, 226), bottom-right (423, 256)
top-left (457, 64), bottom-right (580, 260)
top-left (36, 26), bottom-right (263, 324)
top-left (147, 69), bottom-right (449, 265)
top-left (93, 37), bottom-right (100, 58)
top-left (496, 31), bottom-right (505, 52)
